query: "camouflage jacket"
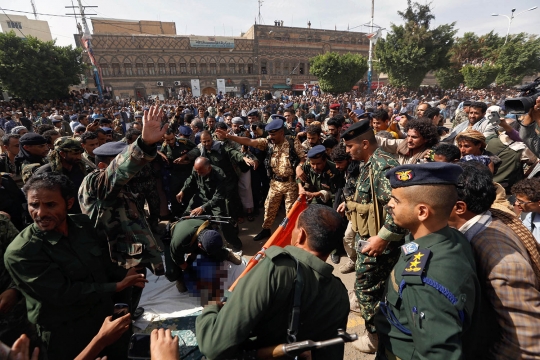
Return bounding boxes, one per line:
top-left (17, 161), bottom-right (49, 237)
top-left (297, 160), bottom-right (340, 205)
top-left (78, 136), bottom-right (163, 271)
top-left (350, 147), bottom-right (406, 242)
top-left (452, 110), bottom-right (469, 130)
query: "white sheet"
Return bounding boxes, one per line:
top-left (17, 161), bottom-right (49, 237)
top-left (134, 258), bottom-right (247, 330)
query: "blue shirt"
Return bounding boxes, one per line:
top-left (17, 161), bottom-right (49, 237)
top-left (521, 212), bottom-right (540, 243)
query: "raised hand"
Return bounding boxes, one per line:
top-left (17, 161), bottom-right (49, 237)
top-left (142, 105), bottom-right (169, 145)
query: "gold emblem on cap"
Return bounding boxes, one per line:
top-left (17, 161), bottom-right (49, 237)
top-left (396, 170), bottom-right (413, 181)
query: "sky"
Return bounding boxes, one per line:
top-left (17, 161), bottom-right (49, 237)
top-left (1, 0), bottom-right (539, 47)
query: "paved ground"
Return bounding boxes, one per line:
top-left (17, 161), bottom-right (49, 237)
top-left (234, 205), bottom-right (375, 360)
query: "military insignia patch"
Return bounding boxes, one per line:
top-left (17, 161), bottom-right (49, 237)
top-left (401, 241), bottom-right (419, 255)
top-left (402, 249), bottom-right (431, 276)
top-left (396, 170), bottom-right (414, 181)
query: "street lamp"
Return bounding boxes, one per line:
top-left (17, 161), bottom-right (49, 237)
top-left (491, 6), bottom-right (537, 45)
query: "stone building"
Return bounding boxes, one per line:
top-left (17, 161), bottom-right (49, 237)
top-left (76, 19), bottom-right (370, 99)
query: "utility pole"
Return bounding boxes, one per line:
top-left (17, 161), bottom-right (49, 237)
top-left (367, 0), bottom-right (374, 95)
top-left (258, 0), bottom-right (265, 25)
top-left (30, 0), bottom-right (38, 19)
top-left (66, 0), bottom-right (103, 101)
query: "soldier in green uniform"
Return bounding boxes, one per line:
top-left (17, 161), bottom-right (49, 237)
top-left (5, 173), bottom-right (147, 360)
top-left (338, 120), bottom-right (407, 353)
top-left (79, 105), bottom-right (168, 275)
top-left (166, 218), bottom-right (241, 292)
top-left (374, 162), bottom-right (479, 360)
top-left (176, 157), bottom-right (243, 251)
top-left (196, 204), bottom-right (349, 360)
top-left (162, 127), bottom-right (196, 216)
top-left (14, 133), bottom-right (49, 183)
top-left (297, 145), bottom-right (339, 206)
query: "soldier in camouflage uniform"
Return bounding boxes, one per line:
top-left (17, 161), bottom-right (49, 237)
top-left (79, 106), bottom-right (167, 275)
top-left (14, 133), bottom-right (49, 184)
top-left (339, 120), bottom-right (406, 354)
top-left (451, 100), bottom-right (471, 129)
top-left (297, 145), bottom-right (339, 206)
top-left (0, 213), bottom-right (38, 349)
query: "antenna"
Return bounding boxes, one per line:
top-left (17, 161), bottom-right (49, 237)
top-left (30, 0), bottom-right (38, 19)
top-left (258, 0), bottom-right (265, 25)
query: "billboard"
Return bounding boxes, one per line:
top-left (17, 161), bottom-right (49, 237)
top-left (191, 79), bottom-right (201, 97)
top-left (189, 36), bottom-right (234, 49)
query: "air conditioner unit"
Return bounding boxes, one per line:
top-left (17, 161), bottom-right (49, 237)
top-left (174, 81), bottom-right (181, 86)
top-left (286, 78), bottom-right (292, 85)
top-left (156, 81), bottom-right (164, 87)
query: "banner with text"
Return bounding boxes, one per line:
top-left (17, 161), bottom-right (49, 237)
top-left (191, 79), bottom-right (201, 97)
top-left (190, 36), bottom-right (234, 49)
top-left (216, 79), bottom-right (226, 94)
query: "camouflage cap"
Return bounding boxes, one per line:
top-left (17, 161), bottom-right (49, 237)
top-left (54, 137), bottom-right (83, 152)
top-left (21, 163), bottom-right (42, 184)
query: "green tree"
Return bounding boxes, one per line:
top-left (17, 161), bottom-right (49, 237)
top-left (309, 52), bottom-right (368, 93)
top-left (375, 1), bottom-right (456, 88)
top-left (461, 64), bottom-right (500, 89)
top-left (495, 33), bottom-right (540, 86)
top-left (0, 31), bottom-right (85, 101)
top-left (435, 66), bottom-right (463, 89)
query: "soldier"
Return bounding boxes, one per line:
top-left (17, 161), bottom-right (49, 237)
top-left (14, 133), bottom-right (49, 182)
top-left (162, 127), bottom-right (196, 216)
top-left (337, 120), bottom-right (406, 353)
top-left (215, 116), bottom-right (306, 241)
top-left (79, 105), bottom-right (167, 277)
top-left (301, 124), bottom-right (323, 154)
top-left (297, 145), bottom-right (339, 206)
top-left (112, 111), bottom-right (126, 140)
top-left (196, 205), bottom-right (349, 360)
top-left (0, 134), bottom-right (22, 187)
top-left (5, 173), bottom-right (146, 360)
top-left (176, 157), bottom-right (243, 251)
top-left (167, 218), bottom-right (241, 294)
top-left (374, 162), bottom-right (479, 360)
top-left (246, 108), bottom-right (260, 124)
top-left (80, 131), bottom-right (99, 172)
top-left (451, 100), bottom-right (471, 129)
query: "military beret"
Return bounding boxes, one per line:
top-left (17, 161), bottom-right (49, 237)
top-left (270, 114), bottom-right (286, 122)
top-left (178, 125), bottom-right (192, 136)
top-left (99, 118), bottom-right (112, 124)
top-left (20, 133), bottom-right (47, 146)
top-left (266, 118), bottom-right (284, 132)
top-left (199, 230), bottom-right (223, 256)
top-left (385, 162), bottom-right (463, 188)
top-left (330, 103), bottom-right (340, 110)
top-left (341, 119), bottom-right (372, 141)
top-left (307, 145), bottom-right (326, 159)
top-left (70, 115), bottom-right (78, 121)
top-left (284, 102), bottom-right (294, 109)
top-left (462, 100), bottom-right (472, 107)
top-left (93, 141), bottom-right (128, 157)
top-left (101, 127), bottom-right (113, 134)
top-left (113, 112), bottom-right (120, 116)
top-left (247, 109), bottom-right (259, 117)
top-left (223, 112), bottom-right (231, 117)
top-left (54, 137), bottom-right (83, 152)
top-left (52, 118), bottom-right (62, 123)
top-left (353, 109), bottom-right (365, 116)
top-left (231, 117), bottom-right (244, 125)
top-left (134, 114), bottom-right (143, 119)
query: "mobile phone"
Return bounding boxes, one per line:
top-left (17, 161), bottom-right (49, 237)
top-left (488, 111), bottom-right (501, 126)
top-left (357, 240), bottom-right (369, 252)
top-left (127, 334), bottom-right (151, 360)
top-left (112, 303), bottom-right (129, 321)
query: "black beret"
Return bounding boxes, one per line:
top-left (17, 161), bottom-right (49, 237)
top-left (93, 141), bottom-right (128, 157)
top-left (307, 145), bottom-right (326, 159)
top-left (19, 133), bottom-right (47, 146)
top-left (99, 118), bottom-right (112, 124)
top-left (462, 100), bottom-right (472, 107)
top-left (341, 119), bottom-right (372, 141)
top-left (223, 112), bottom-right (231, 117)
top-left (101, 127), bottom-right (113, 134)
top-left (266, 118), bottom-right (284, 132)
top-left (385, 162), bottom-right (463, 188)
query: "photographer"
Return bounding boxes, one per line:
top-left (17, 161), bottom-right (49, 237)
top-left (519, 97), bottom-right (540, 157)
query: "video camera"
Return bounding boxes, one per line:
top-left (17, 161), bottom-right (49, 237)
top-left (504, 77), bottom-right (540, 114)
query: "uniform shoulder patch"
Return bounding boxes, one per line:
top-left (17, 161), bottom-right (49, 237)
top-left (402, 249), bottom-right (431, 276)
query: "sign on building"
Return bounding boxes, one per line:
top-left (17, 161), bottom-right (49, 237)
top-left (189, 36), bottom-right (235, 49)
top-left (216, 79), bottom-right (226, 94)
top-left (191, 79), bottom-right (201, 97)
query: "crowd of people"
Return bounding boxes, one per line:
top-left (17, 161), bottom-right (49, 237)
top-left (1, 83), bottom-right (540, 359)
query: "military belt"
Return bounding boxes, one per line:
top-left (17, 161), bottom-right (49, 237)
top-left (272, 175), bottom-right (295, 182)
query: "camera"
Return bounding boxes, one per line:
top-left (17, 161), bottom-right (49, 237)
top-left (238, 125), bottom-right (247, 132)
top-left (504, 77), bottom-right (540, 114)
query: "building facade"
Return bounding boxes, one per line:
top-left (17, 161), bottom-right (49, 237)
top-left (77, 19), bottom-right (370, 99)
top-left (0, 14), bottom-right (53, 42)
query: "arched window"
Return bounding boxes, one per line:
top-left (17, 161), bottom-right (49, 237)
top-left (124, 60), bottom-right (133, 76)
top-left (100, 62), bottom-right (109, 76)
top-left (147, 60), bottom-right (155, 75)
top-left (136, 61), bottom-right (144, 76)
top-left (158, 59), bottom-right (166, 75)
